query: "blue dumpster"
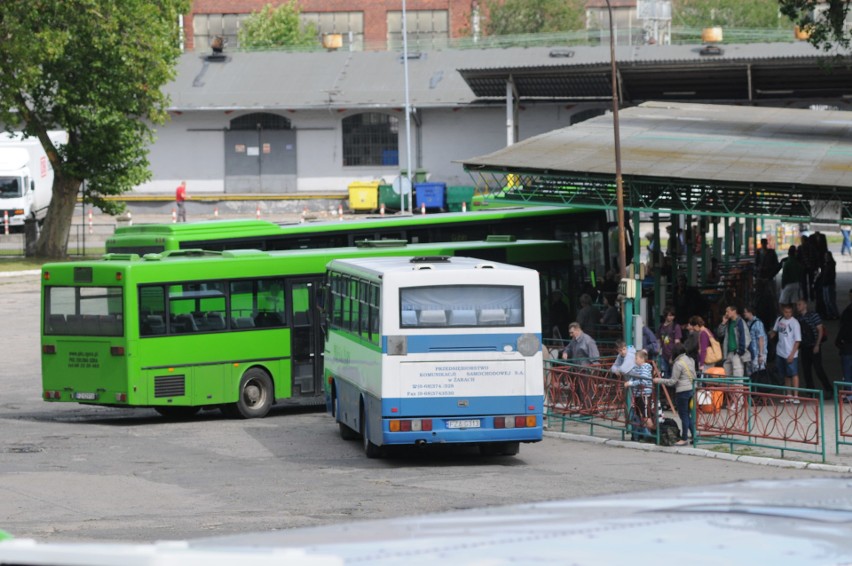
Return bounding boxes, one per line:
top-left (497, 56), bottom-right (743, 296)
top-left (414, 182), bottom-right (446, 211)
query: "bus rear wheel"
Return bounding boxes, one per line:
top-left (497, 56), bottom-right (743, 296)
top-left (154, 406), bottom-right (200, 419)
top-left (360, 405), bottom-right (382, 458)
top-left (226, 368), bottom-right (273, 419)
top-left (335, 393), bottom-right (358, 440)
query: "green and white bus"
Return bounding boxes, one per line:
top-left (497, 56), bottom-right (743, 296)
top-left (41, 238), bottom-right (568, 418)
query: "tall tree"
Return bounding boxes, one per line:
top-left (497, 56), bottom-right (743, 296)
top-left (0, 0), bottom-right (189, 258)
top-left (485, 0), bottom-right (585, 35)
top-left (238, 2), bottom-right (318, 49)
top-left (778, 0), bottom-right (851, 50)
top-left (673, 0), bottom-right (787, 29)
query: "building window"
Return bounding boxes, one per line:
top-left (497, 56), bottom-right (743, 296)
top-left (301, 12), bottom-right (364, 50)
top-left (230, 113), bottom-right (292, 131)
top-left (342, 113), bottom-right (399, 167)
top-left (387, 10), bottom-right (449, 49)
top-left (193, 13), bottom-right (249, 51)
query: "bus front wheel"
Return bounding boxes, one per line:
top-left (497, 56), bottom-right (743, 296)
top-left (227, 368), bottom-right (273, 419)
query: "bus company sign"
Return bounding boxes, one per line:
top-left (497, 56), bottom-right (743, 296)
top-left (400, 361), bottom-right (525, 398)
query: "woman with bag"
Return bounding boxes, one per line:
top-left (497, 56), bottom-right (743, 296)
top-left (653, 343), bottom-right (695, 445)
top-left (689, 315), bottom-right (721, 373)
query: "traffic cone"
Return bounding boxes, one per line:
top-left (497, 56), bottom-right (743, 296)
top-left (256, 203), bottom-right (261, 219)
top-left (462, 201), bottom-right (467, 213)
top-left (338, 203), bottom-right (344, 220)
top-left (420, 202), bottom-right (426, 215)
top-left (172, 208), bottom-right (177, 223)
top-left (213, 207), bottom-right (219, 218)
top-left (380, 202), bottom-right (385, 216)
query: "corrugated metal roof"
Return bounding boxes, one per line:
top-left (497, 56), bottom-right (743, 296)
top-left (462, 101), bottom-right (852, 218)
top-left (164, 42), bottom-right (846, 111)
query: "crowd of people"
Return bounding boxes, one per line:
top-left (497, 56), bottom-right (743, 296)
top-left (549, 231), bottom-right (852, 444)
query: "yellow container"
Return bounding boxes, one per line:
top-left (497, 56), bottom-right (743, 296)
top-left (348, 181), bottom-right (380, 212)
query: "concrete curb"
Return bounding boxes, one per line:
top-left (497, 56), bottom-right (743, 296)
top-left (544, 430), bottom-right (852, 473)
top-left (0, 270), bottom-right (39, 278)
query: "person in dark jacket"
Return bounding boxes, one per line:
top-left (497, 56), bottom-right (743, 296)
top-left (836, 289), bottom-right (852, 398)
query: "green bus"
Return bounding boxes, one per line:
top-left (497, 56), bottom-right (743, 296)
top-left (41, 238), bottom-right (569, 419)
top-left (105, 206), bottom-right (624, 283)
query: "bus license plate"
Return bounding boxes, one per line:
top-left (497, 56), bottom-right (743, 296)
top-left (73, 392), bottom-right (98, 400)
top-left (446, 419), bottom-right (480, 429)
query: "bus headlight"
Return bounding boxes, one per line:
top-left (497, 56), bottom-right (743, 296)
top-left (516, 333), bottom-right (540, 357)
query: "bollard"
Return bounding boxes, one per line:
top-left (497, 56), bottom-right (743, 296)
top-left (256, 203), bottom-right (261, 219)
top-left (3, 211), bottom-right (7, 235)
top-left (462, 201), bottom-right (467, 213)
top-left (420, 202), bottom-right (426, 215)
top-left (172, 208), bottom-right (177, 223)
top-left (88, 209), bottom-right (93, 235)
top-left (380, 203), bottom-right (385, 216)
top-left (214, 207), bottom-right (219, 218)
top-left (338, 203), bottom-right (343, 221)
top-left (128, 211), bottom-right (133, 226)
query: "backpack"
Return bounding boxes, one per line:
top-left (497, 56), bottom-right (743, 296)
top-left (797, 315), bottom-right (818, 348)
top-left (658, 418), bottom-right (682, 446)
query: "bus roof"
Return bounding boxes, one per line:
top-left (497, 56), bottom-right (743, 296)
top-left (43, 239), bottom-right (567, 284)
top-left (110, 206), bottom-right (585, 238)
top-left (327, 255), bottom-right (534, 280)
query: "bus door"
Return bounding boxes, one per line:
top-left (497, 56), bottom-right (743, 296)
top-left (288, 278), bottom-right (323, 396)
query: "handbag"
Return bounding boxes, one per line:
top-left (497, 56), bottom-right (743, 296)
top-left (702, 328), bottom-right (723, 365)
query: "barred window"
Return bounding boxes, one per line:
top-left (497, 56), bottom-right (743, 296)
top-left (342, 113), bottom-right (399, 167)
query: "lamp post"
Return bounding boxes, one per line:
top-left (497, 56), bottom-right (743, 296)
top-left (401, 0), bottom-right (413, 214)
top-left (605, 0), bottom-right (627, 279)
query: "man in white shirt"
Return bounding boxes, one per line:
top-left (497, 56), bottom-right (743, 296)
top-left (769, 304), bottom-right (802, 403)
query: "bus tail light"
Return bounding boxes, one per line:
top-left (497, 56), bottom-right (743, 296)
top-left (110, 346), bottom-right (125, 356)
top-left (115, 393), bottom-right (127, 402)
top-left (390, 419), bottom-right (433, 432)
top-left (42, 344), bottom-right (56, 355)
top-left (494, 416), bottom-right (537, 429)
top-left (43, 271), bottom-right (50, 281)
top-left (44, 390), bottom-right (61, 400)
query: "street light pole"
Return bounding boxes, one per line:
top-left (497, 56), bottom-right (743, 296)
top-left (605, 0), bottom-right (627, 279)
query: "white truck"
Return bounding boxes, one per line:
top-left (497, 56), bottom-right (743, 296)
top-left (0, 131), bottom-right (67, 230)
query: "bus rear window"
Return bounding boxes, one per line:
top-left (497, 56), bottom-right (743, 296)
top-left (45, 286), bottom-right (124, 336)
top-left (400, 285), bottom-right (523, 328)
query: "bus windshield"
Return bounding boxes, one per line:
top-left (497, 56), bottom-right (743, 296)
top-left (44, 286), bottom-right (124, 336)
top-left (400, 285), bottom-right (523, 328)
top-left (0, 177), bottom-right (22, 198)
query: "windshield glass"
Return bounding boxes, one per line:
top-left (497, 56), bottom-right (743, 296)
top-left (400, 285), bottom-right (523, 328)
top-left (45, 286), bottom-right (124, 336)
top-left (0, 177), bottom-right (22, 198)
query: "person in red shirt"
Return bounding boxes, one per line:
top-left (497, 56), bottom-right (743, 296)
top-left (175, 180), bottom-right (188, 222)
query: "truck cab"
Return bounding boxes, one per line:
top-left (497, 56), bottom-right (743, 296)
top-left (0, 148), bottom-right (34, 228)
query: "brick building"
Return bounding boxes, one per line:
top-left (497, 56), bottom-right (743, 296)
top-left (186, 0), bottom-right (480, 52)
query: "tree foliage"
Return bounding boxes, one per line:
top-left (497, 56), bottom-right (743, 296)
top-left (238, 2), bottom-right (318, 49)
top-left (485, 0), bottom-right (586, 35)
top-left (0, 0), bottom-right (189, 258)
top-left (778, 0), bottom-right (851, 50)
top-left (672, 0), bottom-right (787, 29)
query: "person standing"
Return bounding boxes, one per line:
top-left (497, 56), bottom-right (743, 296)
top-left (717, 305), bottom-right (751, 378)
top-left (819, 251), bottom-right (840, 320)
top-left (835, 289), bottom-right (852, 400)
top-left (742, 306), bottom-right (767, 377)
top-left (779, 246), bottom-right (803, 306)
top-left (653, 343), bottom-right (695, 446)
top-left (175, 180), bottom-right (188, 222)
top-left (657, 307), bottom-right (682, 378)
top-left (842, 227), bottom-right (852, 257)
top-left (560, 322), bottom-right (600, 366)
top-left (796, 299), bottom-right (833, 399)
top-left (769, 304), bottom-right (802, 403)
top-left (575, 293), bottom-right (601, 339)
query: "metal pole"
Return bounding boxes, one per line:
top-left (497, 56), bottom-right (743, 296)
top-left (402, 0), bottom-right (413, 214)
top-left (606, 0), bottom-right (627, 279)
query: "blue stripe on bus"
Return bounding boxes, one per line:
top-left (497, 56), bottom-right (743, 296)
top-left (382, 395), bottom-right (543, 415)
top-left (381, 333), bottom-right (541, 354)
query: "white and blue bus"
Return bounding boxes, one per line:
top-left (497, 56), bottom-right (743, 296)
top-left (323, 255), bottom-right (544, 457)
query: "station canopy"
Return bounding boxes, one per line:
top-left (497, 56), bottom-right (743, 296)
top-left (462, 101), bottom-right (852, 222)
